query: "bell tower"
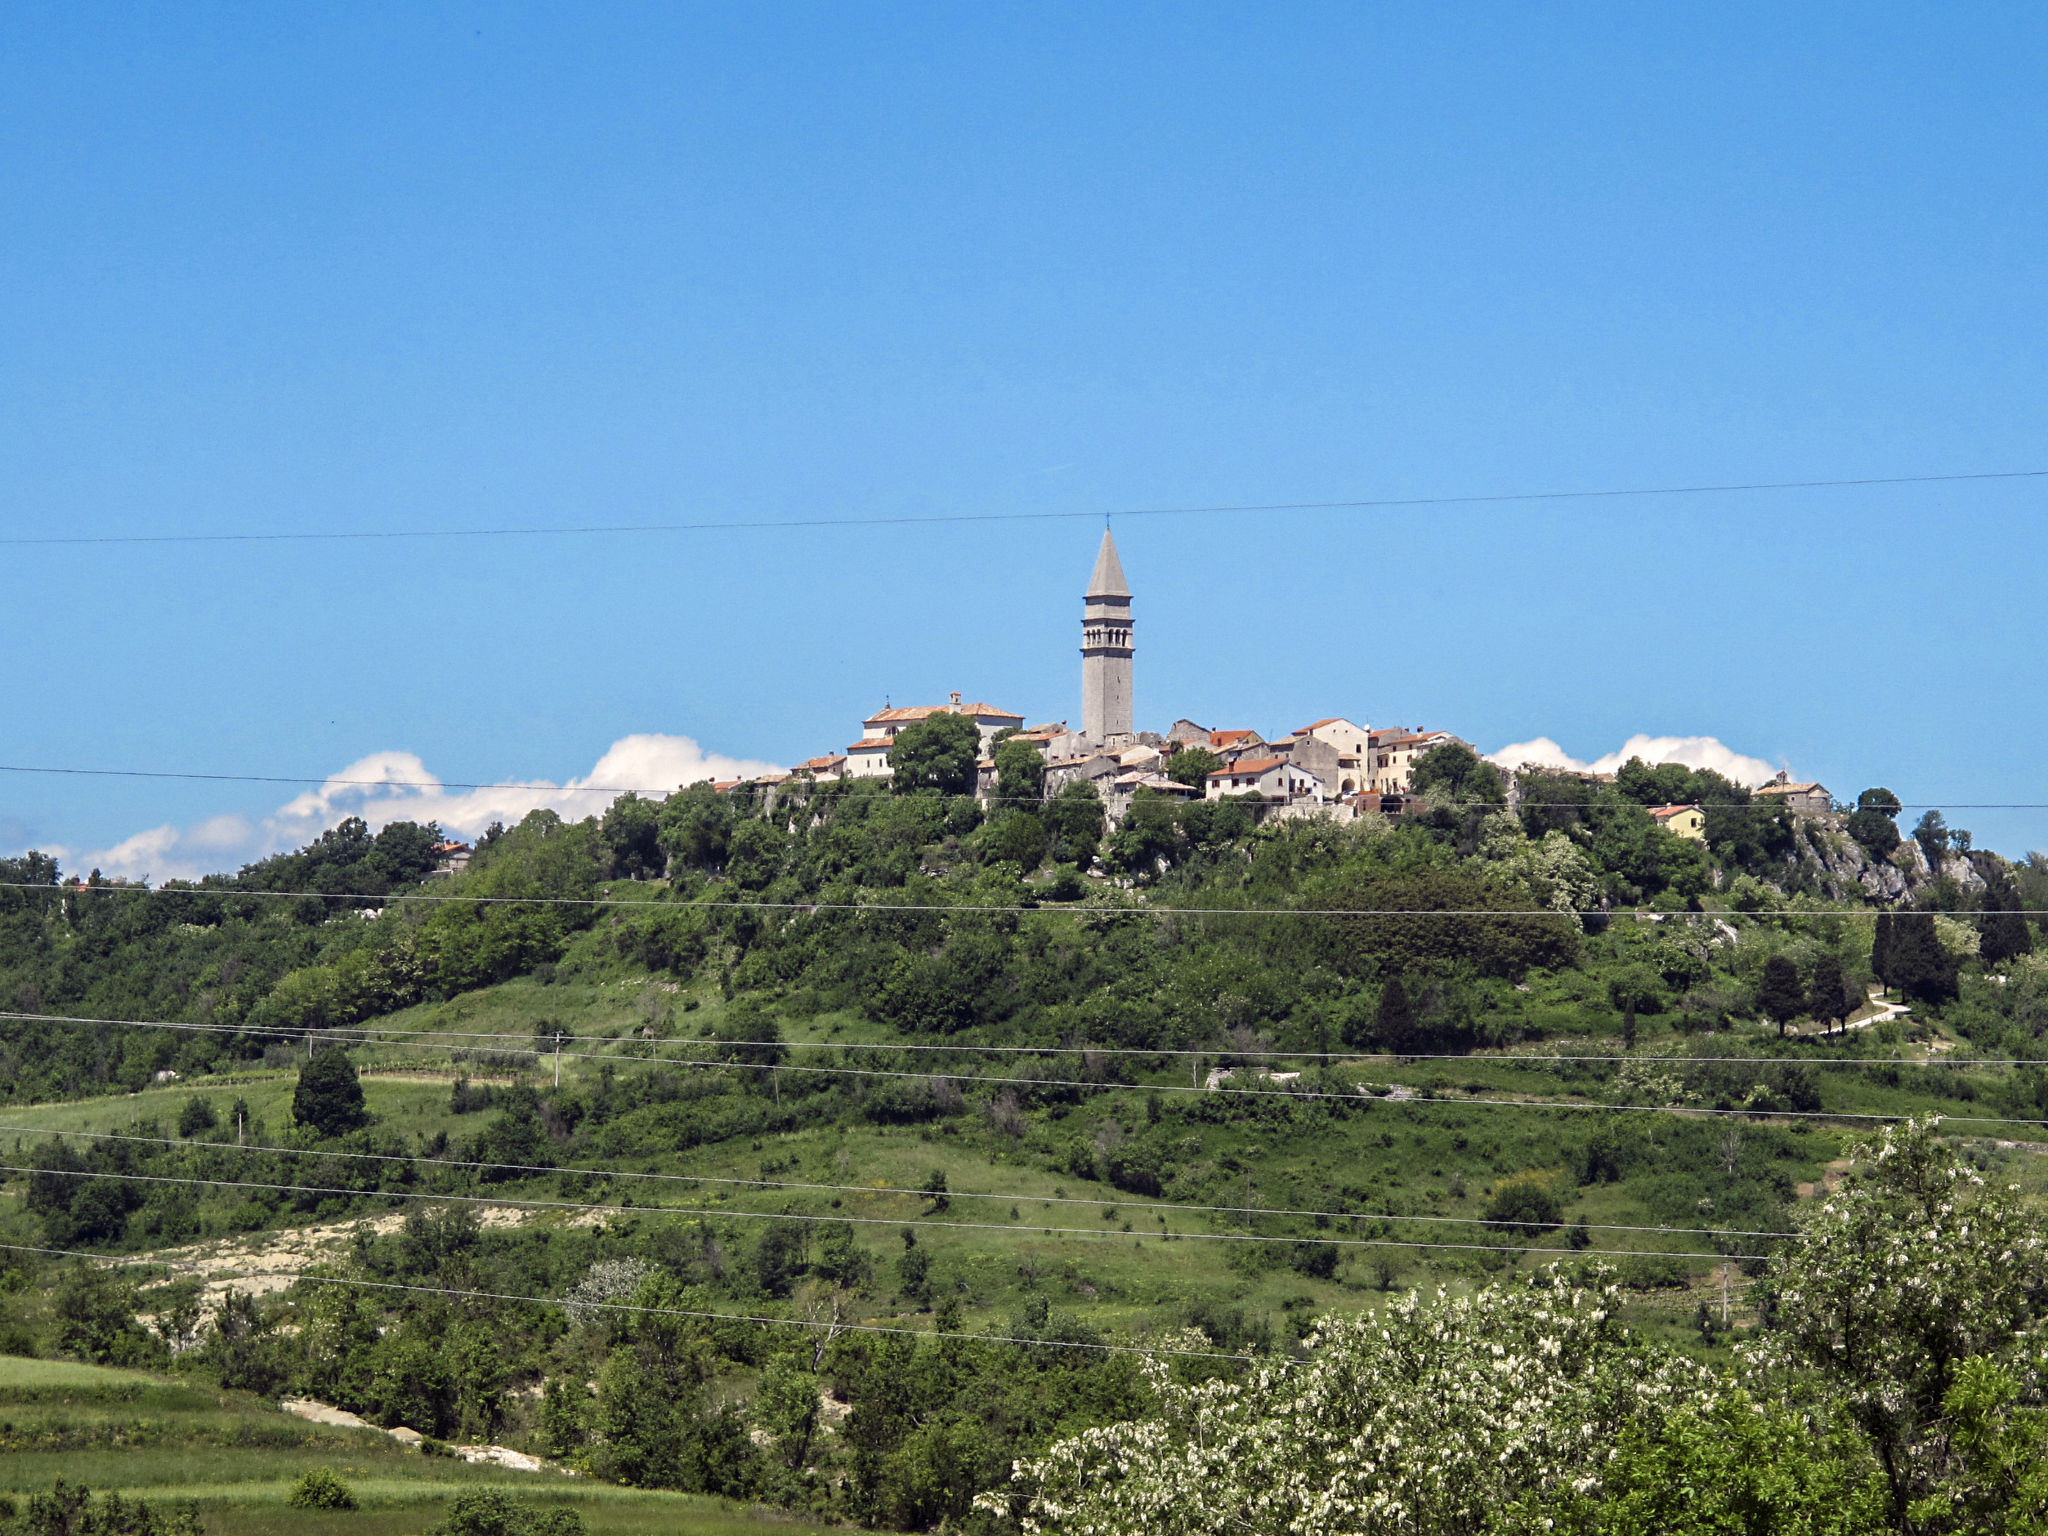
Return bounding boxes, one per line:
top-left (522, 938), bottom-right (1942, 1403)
top-left (1081, 528), bottom-right (1134, 746)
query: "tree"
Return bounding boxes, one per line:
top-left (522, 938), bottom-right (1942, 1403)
top-left (657, 783), bottom-right (734, 874)
top-left (1914, 810), bottom-right (1952, 870)
top-left (1043, 780), bottom-right (1108, 868)
top-left (1373, 976), bottom-right (1415, 1050)
top-left (1757, 1119), bottom-right (2048, 1528)
top-left (994, 1272), bottom-right (1709, 1536)
top-left (1409, 742), bottom-right (1506, 804)
top-left (993, 735), bottom-right (1046, 805)
top-left (1980, 868), bottom-right (2035, 967)
top-left (1759, 954), bottom-right (1807, 1034)
top-left (1808, 952), bottom-right (1854, 1034)
top-left (292, 1047), bottom-right (369, 1137)
top-left (1882, 913), bottom-right (1961, 1005)
top-left (601, 793), bottom-right (665, 879)
top-left (890, 712), bottom-right (982, 797)
top-left (1872, 912), bottom-right (1896, 992)
top-left (176, 1096), bottom-right (218, 1138)
top-left (1164, 746), bottom-right (1221, 787)
top-left (980, 811), bottom-right (1047, 871)
top-left (1849, 788), bottom-right (1903, 860)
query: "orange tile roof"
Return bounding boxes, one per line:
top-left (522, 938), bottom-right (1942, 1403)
top-left (1208, 756), bottom-right (1289, 778)
top-left (864, 702), bottom-right (1022, 726)
top-left (795, 755), bottom-right (846, 772)
top-left (1298, 717), bottom-right (1346, 732)
top-left (1209, 729), bottom-right (1261, 747)
top-left (1648, 803), bottom-right (1701, 820)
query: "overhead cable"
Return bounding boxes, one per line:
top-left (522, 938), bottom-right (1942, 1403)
top-left (7, 466), bottom-right (2043, 548)
top-left (0, 1007), bottom-right (2016, 1073)
top-left (0, 1121), bottom-right (1796, 1241)
top-left (0, 1164), bottom-right (1766, 1262)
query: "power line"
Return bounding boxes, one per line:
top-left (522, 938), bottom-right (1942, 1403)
top-left (6, 880), bottom-right (2036, 920)
top-left (0, 1239), bottom-right (1250, 1362)
top-left (0, 1121), bottom-right (1796, 1241)
top-left (0, 1164), bottom-right (1766, 1262)
top-left (1, 762), bottom-right (2036, 812)
top-left (8, 466), bottom-right (2043, 549)
top-left (3, 1007), bottom-right (2018, 1073)
top-left (5, 1006), bottom-right (2042, 1128)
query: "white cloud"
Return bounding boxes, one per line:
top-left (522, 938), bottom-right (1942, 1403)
top-left (1485, 733), bottom-right (1782, 788)
top-left (76, 733), bottom-right (783, 883)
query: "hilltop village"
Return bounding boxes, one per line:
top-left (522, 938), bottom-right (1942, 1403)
top-left (711, 530), bottom-right (1830, 834)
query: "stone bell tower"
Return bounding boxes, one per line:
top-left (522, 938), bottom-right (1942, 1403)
top-left (1080, 528), bottom-right (1133, 746)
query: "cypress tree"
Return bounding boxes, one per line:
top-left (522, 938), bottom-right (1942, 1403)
top-left (1888, 913), bottom-right (1960, 1006)
top-left (1809, 953), bottom-right (1851, 1034)
top-left (1374, 976), bottom-right (1415, 1052)
top-left (1759, 955), bottom-right (1806, 1035)
top-left (1980, 872), bottom-right (2035, 967)
top-left (1871, 912), bottom-right (1896, 992)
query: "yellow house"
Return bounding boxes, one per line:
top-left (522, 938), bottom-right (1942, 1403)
top-left (1648, 803), bottom-right (1707, 842)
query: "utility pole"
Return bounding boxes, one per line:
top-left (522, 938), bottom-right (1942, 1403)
top-left (1721, 1267), bottom-right (1731, 1328)
top-left (553, 1031), bottom-right (565, 1088)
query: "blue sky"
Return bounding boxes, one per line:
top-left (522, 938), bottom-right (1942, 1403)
top-left (3, 5), bottom-right (2046, 875)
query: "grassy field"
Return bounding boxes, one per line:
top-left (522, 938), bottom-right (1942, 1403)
top-left (0, 1355), bottom-right (847, 1536)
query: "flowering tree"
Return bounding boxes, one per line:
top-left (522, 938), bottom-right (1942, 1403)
top-left (985, 1271), bottom-right (1706, 1536)
top-left (1749, 1118), bottom-right (2048, 1531)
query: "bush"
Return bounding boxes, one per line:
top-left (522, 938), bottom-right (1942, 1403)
top-left (3, 1481), bottom-right (202, 1536)
top-left (430, 1489), bottom-right (584, 1536)
top-left (291, 1048), bottom-right (369, 1138)
top-left (286, 1469), bottom-right (356, 1511)
top-left (1482, 1177), bottom-right (1563, 1235)
top-left (175, 1097), bottom-right (217, 1138)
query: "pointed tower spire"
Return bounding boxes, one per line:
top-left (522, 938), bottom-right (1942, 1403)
top-left (1086, 527), bottom-right (1131, 599)
top-left (1080, 530), bottom-right (1134, 744)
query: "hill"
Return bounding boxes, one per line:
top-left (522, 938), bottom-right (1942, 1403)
top-left (0, 749), bottom-right (2046, 1529)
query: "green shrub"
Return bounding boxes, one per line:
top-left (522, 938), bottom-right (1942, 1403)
top-left (430, 1489), bottom-right (584, 1536)
top-left (286, 1468), bottom-right (356, 1511)
top-left (1482, 1177), bottom-right (1563, 1235)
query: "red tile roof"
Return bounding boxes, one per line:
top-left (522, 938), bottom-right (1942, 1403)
top-left (864, 702), bottom-right (1023, 726)
top-left (1209, 729), bottom-right (1261, 747)
top-left (1208, 756), bottom-right (1288, 778)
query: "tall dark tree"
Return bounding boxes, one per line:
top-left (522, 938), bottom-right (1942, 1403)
top-left (889, 712), bottom-right (982, 797)
top-left (1871, 912), bottom-right (1896, 990)
top-left (1373, 976), bottom-right (1415, 1051)
top-left (1808, 952), bottom-right (1853, 1035)
top-left (1885, 913), bottom-right (1961, 1006)
top-left (1759, 954), bottom-right (1807, 1035)
top-left (1980, 869), bottom-right (2036, 967)
top-left (292, 1047), bottom-right (369, 1138)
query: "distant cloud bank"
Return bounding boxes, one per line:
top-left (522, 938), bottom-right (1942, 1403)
top-left (1484, 734), bottom-right (1781, 787)
top-left (67, 734), bottom-right (783, 883)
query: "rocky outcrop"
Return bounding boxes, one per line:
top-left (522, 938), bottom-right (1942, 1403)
top-left (1798, 819), bottom-right (1909, 903)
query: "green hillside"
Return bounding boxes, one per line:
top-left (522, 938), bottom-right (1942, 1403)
top-left (1, 743), bottom-right (2046, 1531)
top-left (0, 1354), bottom-right (836, 1536)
